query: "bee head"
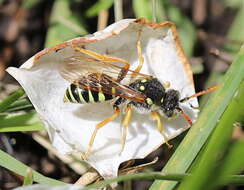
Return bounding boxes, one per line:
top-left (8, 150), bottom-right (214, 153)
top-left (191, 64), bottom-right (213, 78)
top-left (159, 85), bottom-right (219, 125)
top-left (160, 89), bottom-right (180, 118)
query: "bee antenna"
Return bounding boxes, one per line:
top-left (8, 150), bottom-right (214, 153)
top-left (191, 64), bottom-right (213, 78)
top-left (176, 107), bottom-right (193, 126)
top-left (179, 85), bottom-right (219, 103)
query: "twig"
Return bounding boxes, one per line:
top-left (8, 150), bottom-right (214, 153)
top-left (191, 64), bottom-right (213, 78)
top-left (75, 169), bottom-right (99, 186)
top-left (198, 30), bottom-right (243, 46)
top-left (97, 10), bottom-right (109, 31)
top-left (209, 47), bottom-right (234, 64)
top-left (193, 0), bottom-right (207, 25)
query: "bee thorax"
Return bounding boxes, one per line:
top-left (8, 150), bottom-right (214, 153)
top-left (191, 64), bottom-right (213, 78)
top-left (125, 78), bottom-right (166, 113)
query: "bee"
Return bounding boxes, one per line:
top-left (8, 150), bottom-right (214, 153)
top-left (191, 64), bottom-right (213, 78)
top-left (60, 34), bottom-right (218, 158)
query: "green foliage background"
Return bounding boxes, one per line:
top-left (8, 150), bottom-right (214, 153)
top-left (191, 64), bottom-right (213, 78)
top-left (0, 0), bottom-right (244, 189)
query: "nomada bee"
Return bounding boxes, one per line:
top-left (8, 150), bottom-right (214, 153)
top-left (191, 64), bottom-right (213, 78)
top-left (60, 31), bottom-right (218, 158)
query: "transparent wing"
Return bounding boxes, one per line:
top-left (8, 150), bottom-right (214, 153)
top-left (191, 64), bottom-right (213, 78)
top-left (60, 54), bottom-right (152, 84)
top-left (60, 57), bottom-right (150, 102)
top-left (74, 73), bottom-right (147, 102)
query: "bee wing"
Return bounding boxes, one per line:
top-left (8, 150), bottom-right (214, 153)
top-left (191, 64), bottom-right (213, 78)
top-left (60, 54), bottom-right (152, 84)
top-left (78, 73), bottom-right (147, 102)
top-left (60, 58), bottom-right (148, 102)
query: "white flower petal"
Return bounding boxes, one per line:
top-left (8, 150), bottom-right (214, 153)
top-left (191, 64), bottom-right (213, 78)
top-left (7, 19), bottom-right (198, 179)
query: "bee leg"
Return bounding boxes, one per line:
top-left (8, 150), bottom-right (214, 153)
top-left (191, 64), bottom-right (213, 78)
top-left (151, 111), bottom-right (173, 148)
top-left (72, 46), bottom-right (130, 82)
top-left (133, 29), bottom-right (144, 75)
top-left (84, 108), bottom-right (120, 158)
top-left (120, 105), bottom-right (133, 154)
top-left (117, 63), bottom-right (130, 82)
top-left (72, 46), bottom-right (129, 64)
top-left (176, 107), bottom-right (193, 126)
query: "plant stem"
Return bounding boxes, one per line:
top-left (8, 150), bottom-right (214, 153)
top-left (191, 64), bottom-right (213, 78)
top-left (151, 0), bottom-right (157, 22)
top-left (114, 0), bottom-right (123, 21)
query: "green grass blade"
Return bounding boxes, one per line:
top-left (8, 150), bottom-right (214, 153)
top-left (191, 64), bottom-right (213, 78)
top-left (167, 6), bottom-right (196, 56)
top-left (224, 175), bottom-right (244, 185)
top-left (177, 79), bottom-right (244, 190)
top-left (149, 46), bottom-right (244, 190)
top-left (6, 99), bottom-right (31, 108)
top-left (21, 0), bottom-right (42, 9)
top-left (0, 124), bottom-right (44, 132)
top-left (0, 89), bottom-right (25, 113)
top-left (157, 0), bottom-right (196, 56)
top-left (224, 0), bottom-right (243, 8)
top-left (85, 0), bottom-right (113, 17)
top-left (5, 98), bottom-right (33, 112)
top-left (5, 104), bottom-right (34, 112)
top-left (213, 140), bottom-right (244, 188)
top-left (133, 0), bottom-right (196, 56)
top-left (133, 0), bottom-right (153, 21)
top-left (151, 0), bottom-right (156, 22)
top-left (23, 168), bottom-right (34, 186)
top-left (79, 172), bottom-right (244, 190)
top-left (82, 172), bottom-right (185, 190)
top-left (0, 112), bottom-right (44, 132)
top-left (45, 0), bottom-right (87, 47)
top-left (225, 1), bottom-right (244, 53)
top-left (0, 149), bottom-right (65, 185)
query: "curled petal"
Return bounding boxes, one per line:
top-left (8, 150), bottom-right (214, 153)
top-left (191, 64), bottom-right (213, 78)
top-left (7, 19), bottom-right (198, 179)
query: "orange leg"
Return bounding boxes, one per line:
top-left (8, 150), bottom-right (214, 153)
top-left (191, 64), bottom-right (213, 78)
top-left (135, 29), bottom-right (144, 73)
top-left (84, 108), bottom-right (120, 158)
top-left (73, 46), bottom-right (129, 64)
top-left (120, 105), bottom-right (133, 153)
top-left (132, 29), bottom-right (144, 78)
top-left (176, 107), bottom-right (193, 126)
top-left (151, 111), bottom-right (173, 148)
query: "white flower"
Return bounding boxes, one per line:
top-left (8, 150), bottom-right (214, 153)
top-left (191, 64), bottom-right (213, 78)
top-left (7, 18), bottom-right (198, 179)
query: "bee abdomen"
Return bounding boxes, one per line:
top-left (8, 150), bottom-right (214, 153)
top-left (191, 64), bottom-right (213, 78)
top-left (64, 84), bottom-right (113, 104)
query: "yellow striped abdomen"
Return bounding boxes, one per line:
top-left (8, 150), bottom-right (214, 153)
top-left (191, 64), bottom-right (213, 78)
top-left (64, 84), bottom-right (113, 104)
